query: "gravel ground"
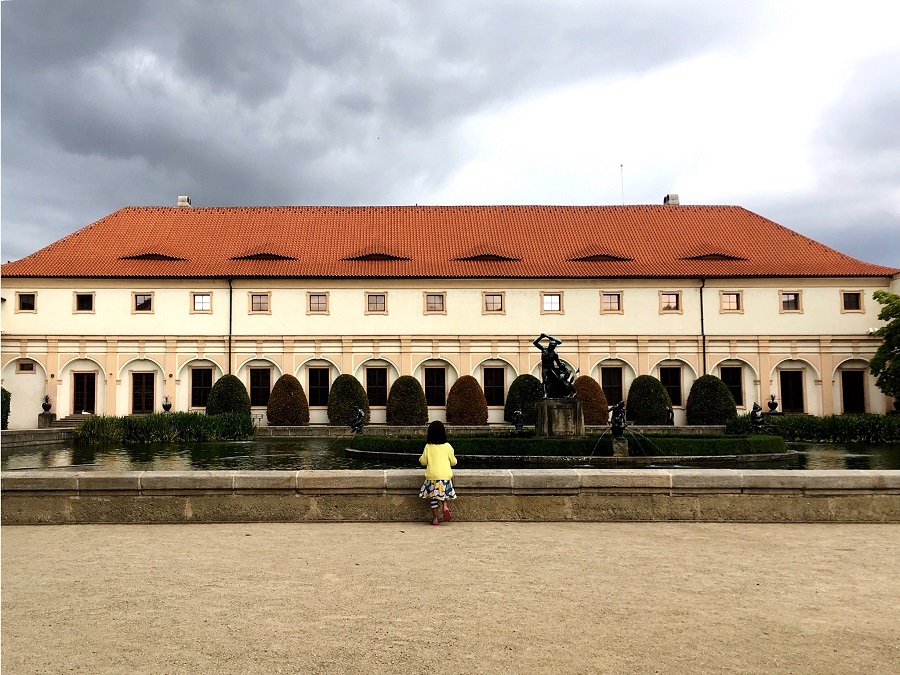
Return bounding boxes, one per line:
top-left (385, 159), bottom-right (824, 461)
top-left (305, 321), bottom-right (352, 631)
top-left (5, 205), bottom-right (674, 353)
top-left (3, 522), bottom-right (899, 674)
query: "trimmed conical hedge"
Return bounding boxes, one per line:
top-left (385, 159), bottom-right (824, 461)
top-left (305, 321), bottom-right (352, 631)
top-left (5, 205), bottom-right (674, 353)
top-left (504, 374), bottom-right (544, 424)
top-left (446, 375), bottom-right (489, 425)
top-left (574, 375), bottom-right (609, 425)
top-left (386, 375), bottom-right (428, 425)
top-left (266, 374), bottom-right (310, 426)
top-left (625, 375), bottom-right (671, 425)
top-left (206, 374), bottom-right (251, 417)
top-left (686, 374), bottom-right (737, 425)
top-left (327, 374), bottom-right (371, 426)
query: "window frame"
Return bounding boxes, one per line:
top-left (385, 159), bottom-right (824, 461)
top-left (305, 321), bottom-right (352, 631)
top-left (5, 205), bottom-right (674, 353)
top-left (719, 365), bottom-right (744, 407)
top-left (483, 367), bottom-right (506, 407)
top-left (190, 367), bottom-right (214, 408)
top-left (424, 367), bottom-right (447, 407)
top-left (599, 291), bottom-right (624, 315)
top-left (482, 291), bottom-right (506, 315)
top-left (248, 292), bottom-right (271, 315)
top-left (540, 292), bottom-right (564, 315)
top-left (190, 292), bottom-right (213, 314)
top-left (308, 367), bottom-right (331, 407)
top-left (719, 291), bottom-right (743, 314)
top-left (659, 365), bottom-right (683, 407)
top-left (365, 292), bottom-right (388, 315)
top-left (249, 367), bottom-right (272, 408)
top-left (16, 360), bottom-right (37, 374)
top-left (73, 292), bottom-right (95, 314)
top-left (132, 292), bottom-right (154, 314)
top-left (307, 292), bottom-right (330, 315)
top-left (15, 292), bottom-right (37, 313)
top-left (423, 292), bottom-right (447, 315)
top-left (601, 366), bottom-right (624, 405)
top-left (840, 290), bottom-right (864, 313)
top-left (365, 367), bottom-right (388, 407)
top-left (779, 290), bottom-right (803, 314)
top-left (659, 291), bottom-right (683, 314)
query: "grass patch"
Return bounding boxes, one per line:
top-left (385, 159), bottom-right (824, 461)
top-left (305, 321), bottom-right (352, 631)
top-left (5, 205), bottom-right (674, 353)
top-left (727, 413), bottom-right (900, 443)
top-left (75, 412), bottom-right (255, 445)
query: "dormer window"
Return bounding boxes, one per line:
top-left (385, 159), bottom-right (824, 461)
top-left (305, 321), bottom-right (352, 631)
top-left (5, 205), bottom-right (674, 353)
top-left (231, 251), bottom-right (297, 261)
top-left (120, 253), bottom-right (186, 261)
top-left (342, 252), bottom-right (410, 261)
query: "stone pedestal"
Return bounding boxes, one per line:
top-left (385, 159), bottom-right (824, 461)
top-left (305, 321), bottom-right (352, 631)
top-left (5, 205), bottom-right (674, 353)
top-left (535, 399), bottom-right (584, 437)
top-left (612, 438), bottom-right (629, 457)
top-left (38, 412), bottom-right (57, 429)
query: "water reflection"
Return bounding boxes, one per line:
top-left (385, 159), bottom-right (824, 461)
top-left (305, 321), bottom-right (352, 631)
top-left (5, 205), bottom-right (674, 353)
top-left (2, 439), bottom-right (899, 471)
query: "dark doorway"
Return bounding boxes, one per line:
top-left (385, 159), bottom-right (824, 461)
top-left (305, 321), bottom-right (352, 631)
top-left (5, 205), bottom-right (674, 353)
top-left (132, 373), bottom-right (155, 414)
top-left (73, 372), bottom-right (96, 414)
top-left (601, 367), bottom-right (623, 405)
top-left (780, 370), bottom-right (804, 413)
top-left (841, 370), bottom-right (866, 414)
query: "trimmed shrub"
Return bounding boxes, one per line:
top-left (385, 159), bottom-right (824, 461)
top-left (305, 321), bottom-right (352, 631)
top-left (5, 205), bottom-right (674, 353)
top-left (1, 387), bottom-right (10, 430)
top-left (386, 375), bottom-right (428, 425)
top-left (726, 412), bottom-right (900, 443)
top-left (574, 376), bottom-right (609, 425)
top-left (74, 412), bottom-right (255, 445)
top-left (327, 374), bottom-right (370, 426)
top-left (625, 375), bottom-right (671, 425)
top-left (206, 374), bottom-right (251, 417)
top-left (504, 374), bottom-right (544, 424)
top-left (267, 374), bottom-right (310, 426)
top-left (685, 374), bottom-right (737, 425)
top-left (446, 375), bottom-right (489, 425)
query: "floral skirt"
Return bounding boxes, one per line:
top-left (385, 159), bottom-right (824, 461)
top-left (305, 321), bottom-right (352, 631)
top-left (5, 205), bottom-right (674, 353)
top-left (419, 479), bottom-right (457, 501)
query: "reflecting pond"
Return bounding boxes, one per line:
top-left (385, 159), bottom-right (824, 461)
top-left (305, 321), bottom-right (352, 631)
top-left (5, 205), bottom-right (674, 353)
top-left (3, 438), bottom-right (899, 471)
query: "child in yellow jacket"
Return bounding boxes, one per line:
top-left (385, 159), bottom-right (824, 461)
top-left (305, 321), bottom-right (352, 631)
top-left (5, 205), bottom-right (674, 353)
top-left (419, 420), bottom-right (457, 525)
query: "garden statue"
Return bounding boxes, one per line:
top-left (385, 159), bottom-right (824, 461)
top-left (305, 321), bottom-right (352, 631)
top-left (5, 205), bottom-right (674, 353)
top-left (767, 395), bottom-right (779, 412)
top-left (666, 406), bottom-right (674, 425)
top-left (750, 402), bottom-right (764, 432)
top-left (512, 409), bottom-right (524, 432)
top-left (532, 333), bottom-right (578, 399)
top-left (349, 407), bottom-right (366, 434)
top-left (610, 400), bottom-right (627, 438)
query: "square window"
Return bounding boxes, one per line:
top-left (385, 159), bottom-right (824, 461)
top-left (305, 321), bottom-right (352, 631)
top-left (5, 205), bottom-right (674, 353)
top-left (720, 292), bottom-right (742, 312)
top-left (250, 293), bottom-right (270, 313)
top-left (541, 293), bottom-right (562, 313)
top-left (601, 292), bottom-right (622, 314)
top-left (424, 293), bottom-right (446, 314)
top-left (16, 293), bottom-right (36, 312)
top-left (134, 293), bottom-right (153, 313)
top-left (660, 292), bottom-right (681, 313)
top-left (841, 291), bottom-right (862, 312)
top-left (308, 292), bottom-right (328, 314)
top-left (192, 293), bottom-right (212, 313)
top-left (366, 293), bottom-right (387, 314)
top-left (781, 291), bottom-right (802, 312)
top-left (75, 293), bottom-right (94, 313)
top-left (483, 292), bottom-right (504, 313)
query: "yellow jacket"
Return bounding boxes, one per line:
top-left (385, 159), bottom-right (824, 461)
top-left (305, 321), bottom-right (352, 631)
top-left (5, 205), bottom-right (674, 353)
top-left (419, 442), bottom-right (457, 481)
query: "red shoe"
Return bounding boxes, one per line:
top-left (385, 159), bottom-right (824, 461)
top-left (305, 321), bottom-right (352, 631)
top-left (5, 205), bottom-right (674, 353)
top-left (431, 518), bottom-right (440, 526)
top-left (442, 506), bottom-right (452, 521)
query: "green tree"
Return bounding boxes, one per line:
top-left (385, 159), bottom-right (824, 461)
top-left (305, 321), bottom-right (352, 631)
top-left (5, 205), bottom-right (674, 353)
top-left (327, 374), bottom-right (370, 426)
top-left (1, 387), bottom-right (11, 430)
top-left (626, 375), bottom-right (671, 425)
top-left (504, 374), bottom-right (544, 424)
top-left (870, 290), bottom-right (900, 403)
top-left (574, 375), bottom-right (609, 425)
top-left (685, 374), bottom-right (737, 425)
top-left (446, 375), bottom-right (489, 425)
top-left (266, 374), bottom-right (310, 426)
top-left (206, 374), bottom-right (251, 417)
top-left (386, 375), bottom-right (428, 425)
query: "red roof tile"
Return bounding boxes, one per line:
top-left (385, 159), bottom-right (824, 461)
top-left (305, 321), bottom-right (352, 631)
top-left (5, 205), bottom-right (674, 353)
top-left (2, 205), bottom-right (896, 279)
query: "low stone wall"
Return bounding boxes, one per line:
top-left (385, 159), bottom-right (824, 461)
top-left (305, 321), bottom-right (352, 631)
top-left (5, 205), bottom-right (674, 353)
top-left (2, 469), bottom-right (898, 524)
top-left (256, 424), bottom-right (726, 437)
top-left (0, 428), bottom-right (74, 448)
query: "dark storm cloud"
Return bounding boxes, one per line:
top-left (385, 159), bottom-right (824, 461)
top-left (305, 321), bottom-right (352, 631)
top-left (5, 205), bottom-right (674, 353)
top-left (2, 0), bottom-right (773, 262)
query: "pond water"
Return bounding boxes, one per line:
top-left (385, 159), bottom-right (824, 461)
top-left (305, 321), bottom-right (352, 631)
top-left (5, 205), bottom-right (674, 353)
top-left (2, 439), bottom-right (899, 471)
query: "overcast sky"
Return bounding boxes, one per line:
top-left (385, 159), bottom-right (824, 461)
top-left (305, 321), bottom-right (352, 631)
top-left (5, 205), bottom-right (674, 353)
top-left (2, 0), bottom-right (899, 267)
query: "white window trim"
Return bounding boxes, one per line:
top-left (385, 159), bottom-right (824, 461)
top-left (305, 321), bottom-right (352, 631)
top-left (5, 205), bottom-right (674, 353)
top-left (190, 292), bottom-right (213, 314)
top-left (540, 291), bottom-right (564, 315)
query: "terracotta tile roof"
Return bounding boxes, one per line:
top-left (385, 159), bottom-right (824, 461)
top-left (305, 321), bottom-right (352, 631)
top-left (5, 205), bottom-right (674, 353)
top-left (3, 205), bottom-right (896, 279)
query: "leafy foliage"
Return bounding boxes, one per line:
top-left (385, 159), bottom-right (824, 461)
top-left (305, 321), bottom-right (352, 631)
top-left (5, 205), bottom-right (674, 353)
top-left (685, 374), bottom-right (737, 425)
top-left (574, 376), bottom-right (609, 425)
top-left (446, 375), bottom-right (489, 425)
top-left (1, 387), bottom-right (10, 430)
top-left (327, 374), bottom-right (370, 426)
top-left (625, 375), bottom-right (671, 425)
top-left (386, 375), bottom-right (428, 425)
top-left (206, 374), bottom-right (251, 416)
top-left (74, 412), bottom-right (255, 445)
top-left (870, 290), bottom-right (900, 401)
top-left (267, 374), bottom-right (310, 426)
top-left (726, 412), bottom-right (900, 443)
top-left (504, 374), bottom-right (544, 424)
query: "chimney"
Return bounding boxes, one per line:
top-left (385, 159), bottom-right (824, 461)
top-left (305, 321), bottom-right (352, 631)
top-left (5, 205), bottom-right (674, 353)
top-left (176, 195), bottom-right (192, 207)
top-left (663, 194), bottom-right (679, 206)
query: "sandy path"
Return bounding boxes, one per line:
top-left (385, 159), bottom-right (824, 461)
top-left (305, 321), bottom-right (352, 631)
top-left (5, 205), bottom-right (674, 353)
top-left (3, 522), bottom-right (899, 674)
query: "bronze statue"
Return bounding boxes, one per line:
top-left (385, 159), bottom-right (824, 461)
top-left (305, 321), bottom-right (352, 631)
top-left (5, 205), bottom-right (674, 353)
top-left (349, 407), bottom-right (366, 434)
top-left (610, 400), bottom-right (627, 438)
top-left (532, 333), bottom-right (578, 399)
top-left (750, 402), bottom-right (764, 432)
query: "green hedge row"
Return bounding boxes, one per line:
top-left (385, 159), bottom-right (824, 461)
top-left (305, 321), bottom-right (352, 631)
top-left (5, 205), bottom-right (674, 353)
top-left (726, 413), bottom-right (900, 443)
top-left (351, 434), bottom-right (785, 457)
top-left (74, 412), bottom-right (256, 445)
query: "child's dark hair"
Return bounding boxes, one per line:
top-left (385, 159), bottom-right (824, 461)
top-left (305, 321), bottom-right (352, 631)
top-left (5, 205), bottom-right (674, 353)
top-left (426, 420), bottom-right (447, 444)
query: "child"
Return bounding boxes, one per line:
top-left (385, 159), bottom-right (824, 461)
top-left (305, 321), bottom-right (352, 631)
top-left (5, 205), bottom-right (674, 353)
top-left (419, 420), bottom-right (457, 525)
